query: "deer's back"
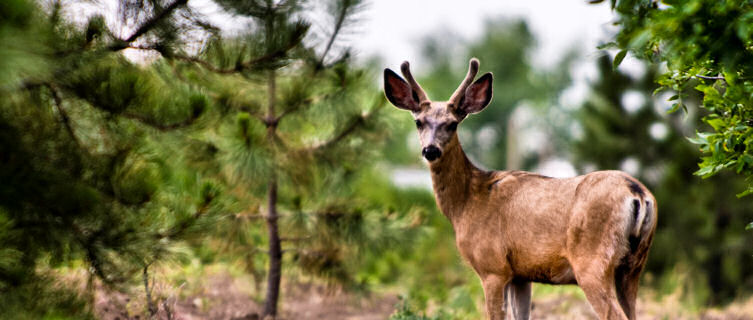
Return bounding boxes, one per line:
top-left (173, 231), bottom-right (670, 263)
top-left (454, 170), bottom-right (651, 283)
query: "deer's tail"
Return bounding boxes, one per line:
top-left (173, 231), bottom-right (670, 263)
top-left (630, 198), bottom-right (653, 238)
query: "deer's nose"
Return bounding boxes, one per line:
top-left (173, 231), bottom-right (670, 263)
top-left (422, 145), bottom-right (441, 161)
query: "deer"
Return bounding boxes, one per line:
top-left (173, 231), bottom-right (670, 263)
top-left (383, 58), bottom-right (657, 320)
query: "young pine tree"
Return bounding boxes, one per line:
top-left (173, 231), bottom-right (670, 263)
top-left (170, 0), bottom-right (407, 317)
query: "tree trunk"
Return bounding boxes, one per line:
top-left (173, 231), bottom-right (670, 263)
top-left (262, 64), bottom-right (282, 318)
top-left (262, 178), bottom-right (282, 318)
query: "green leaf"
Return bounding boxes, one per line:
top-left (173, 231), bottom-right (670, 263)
top-left (613, 50), bottom-right (627, 69)
top-left (706, 118), bottom-right (725, 131)
top-left (668, 94), bottom-right (679, 101)
top-left (747, 222), bottom-right (753, 230)
top-left (742, 154), bottom-right (753, 165)
top-left (694, 165), bottom-right (715, 177)
top-left (669, 102), bottom-right (685, 113)
top-left (686, 135), bottom-right (707, 145)
top-left (596, 41), bottom-right (617, 50)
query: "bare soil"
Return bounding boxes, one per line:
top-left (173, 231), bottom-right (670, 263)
top-left (93, 272), bottom-right (397, 320)
top-left (87, 268), bottom-right (752, 320)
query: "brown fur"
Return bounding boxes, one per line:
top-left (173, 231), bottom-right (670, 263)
top-left (384, 59), bottom-right (658, 320)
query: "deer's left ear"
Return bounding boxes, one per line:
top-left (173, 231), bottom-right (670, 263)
top-left (458, 72), bottom-right (493, 115)
top-left (384, 68), bottom-right (421, 112)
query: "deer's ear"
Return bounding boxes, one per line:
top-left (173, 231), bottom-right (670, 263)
top-left (384, 68), bottom-right (420, 112)
top-left (458, 72), bottom-right (493, 115)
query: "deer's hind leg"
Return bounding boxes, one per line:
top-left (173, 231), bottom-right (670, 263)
top-left (615, 263), bottom-right (640, 320)
top-left (573, 262), bottom-right (627, 320)
top-left (568, 206), bottom-right (631, 319)
top-left (504, 279), bottom-right (531, 320)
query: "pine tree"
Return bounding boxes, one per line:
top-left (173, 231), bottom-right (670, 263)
top-left (166, 1), bottom-right (405, 317)
top-left (0, 0), bottom-right (220, 317)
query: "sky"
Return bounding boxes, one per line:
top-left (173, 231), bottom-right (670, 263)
top-left (354, 0), bottom-right (618, 71)
top-left (182, 0), bottom-right (622, 72)
top-left (69, 0), bottom-right (638, 181)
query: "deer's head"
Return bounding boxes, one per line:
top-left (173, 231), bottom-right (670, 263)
top-left (384, 58), bottom-right (493, 162)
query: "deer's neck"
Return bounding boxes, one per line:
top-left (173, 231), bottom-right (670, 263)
top-left (428, 135), bottom-right (483, 223)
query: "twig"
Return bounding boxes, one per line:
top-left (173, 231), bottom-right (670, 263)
top-left (156, 193), bottom-right (215, 239)
top-left (163, 299), bottom-right (174, 320)
top-left (695, 74), bottom-right (725, 81)
top-left (143, 263), bottom-right (157, 318)
top-left (280, 236), bottom-right (312, 242)
top-left (171, 41), bottom-right (298, 74)
top-left (46, 84), bottom-right (83, 148)
top-left (317, 0), bottom-right (352, 67)
top-left (110, 0), bottom-right (189, 51)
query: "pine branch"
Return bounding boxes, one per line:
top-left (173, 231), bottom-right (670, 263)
top-left (317, 0), bottom-right (355, 68)
top-left (169, 40), bottom-right (299, 74)
top-left (275, 91), bottom-right (341, 124)
top-left (156, 192), bottom-right (215, 239)
top-left (120, 112), bottom-right (199, 131)
top-left (306, 112), bottom-right (368, 152)
top-left (304, 95), bottom-right (384, 152)
top-left (79, 232), bottom-right (129, 285)
top-left (109, 0), bottom-right (189, 51)
top-left (46, 83), bottom-right (83, 149)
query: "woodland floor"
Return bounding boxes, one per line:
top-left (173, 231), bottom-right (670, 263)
top-left (80, 266), bottom-right (753, 320)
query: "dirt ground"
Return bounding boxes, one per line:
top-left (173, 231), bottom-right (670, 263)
top-left (93, 272), bottom-right (397, 320)
top-left (90, 270), bottom-right (753, 320)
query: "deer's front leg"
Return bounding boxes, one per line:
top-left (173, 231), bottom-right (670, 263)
top-left (481, 274), bottom-right (510, 320)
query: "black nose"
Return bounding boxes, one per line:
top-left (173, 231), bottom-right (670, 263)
top-left (422, 146), bottom-right (442, 161)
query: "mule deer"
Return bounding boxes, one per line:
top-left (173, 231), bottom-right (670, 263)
top-left (383, 58), bottom-right (657, 320)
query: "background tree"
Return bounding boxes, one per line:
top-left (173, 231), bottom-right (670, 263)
top-left (597, 0), bottom-right (753, 204)
top-left (572, 53), bottom-right (753, 304)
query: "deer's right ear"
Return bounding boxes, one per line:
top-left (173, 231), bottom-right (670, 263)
top-left (384, 68), bottom-right (420, 112)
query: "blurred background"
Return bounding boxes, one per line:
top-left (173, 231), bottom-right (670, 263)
top-left (1, 0), bottom-right (752, 319)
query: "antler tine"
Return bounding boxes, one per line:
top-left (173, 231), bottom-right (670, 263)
top-left (400, 61), bottom-right (430, 104)
top-left (448, 58), bottom-right (480, 106)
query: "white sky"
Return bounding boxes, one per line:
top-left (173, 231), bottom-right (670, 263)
top-left (71, 0), bottom-right (632, 179)
top-left (354, 0), bottom-right (618, 72)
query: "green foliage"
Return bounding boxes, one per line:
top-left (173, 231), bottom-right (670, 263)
top-left (573, 53), bottom-right (753, 304)
top-left (0, 0), bottom-right (221, 316)
top-left (0, 273), bottom-right (93, 320)
top-left (602, 0), bottom-right (753, 195)
top-left (166, 2), bottom-right (413, 305)
top-left (389, 296), bottom-right (451, 320)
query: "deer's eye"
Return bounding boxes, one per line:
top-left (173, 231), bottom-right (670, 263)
top-left (415, 119), bottom-right (423, 129)
top-left (447, 122), bottom-right (458, 132)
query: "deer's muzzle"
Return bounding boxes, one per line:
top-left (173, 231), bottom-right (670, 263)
top-left (422, 145), bottom-right (441, 161)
